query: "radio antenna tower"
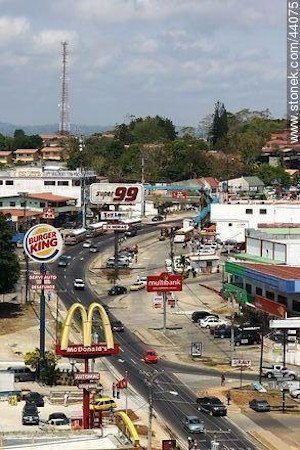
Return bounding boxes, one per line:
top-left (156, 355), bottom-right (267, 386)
top-left (59, 41), bottom-right (70, 135)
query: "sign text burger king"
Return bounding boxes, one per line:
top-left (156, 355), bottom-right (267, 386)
top-left (24, 224), bottom-right (63, 263)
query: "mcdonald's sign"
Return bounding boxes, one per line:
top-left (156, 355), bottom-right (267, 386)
top-left (56, 302), bottom-right (119, 358)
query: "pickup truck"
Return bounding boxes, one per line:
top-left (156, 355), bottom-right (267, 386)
top-left (262, 365), bottom-right (297, 380)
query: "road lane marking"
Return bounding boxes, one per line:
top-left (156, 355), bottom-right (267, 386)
top-left (120, 348), bottom-right (124, 352)
top-left (130, 358), bottom-right (137, 365)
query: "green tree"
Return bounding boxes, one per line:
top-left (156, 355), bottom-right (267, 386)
top-left (255, 164), bottom-right (291, 186)
top-left (24, 348), bottom-right (59, 385)
top-left (0, 214), bottom-right (20, 294)
top-left (209, 101), bottom-right (228, 149)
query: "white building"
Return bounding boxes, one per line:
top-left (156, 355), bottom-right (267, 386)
top-left (211, 201), bottom-right (300, 243)
top-left (244, 229), bottom-right (300, 265)
top-left (0, 167), bottom-right (98, 207)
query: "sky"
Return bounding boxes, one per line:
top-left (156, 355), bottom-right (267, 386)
top-left (0, 0), bottom-right (285, 126)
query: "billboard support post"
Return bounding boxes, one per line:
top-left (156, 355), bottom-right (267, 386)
top-left (39, 263), bottom-right (46, 369)
top-left (83, 358), bottom-right (90, 429)
top-left (282, 329), bottom-right (287, 413)
top-left (163, 292), bottom-right (167, 333)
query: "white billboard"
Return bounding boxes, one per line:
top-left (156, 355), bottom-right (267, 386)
top-left (100, 211), bottom-right (129, 220)
top-left (90, 183), bottom-right (143, 205)
top-left (270, 318), bottom-right (300, 329)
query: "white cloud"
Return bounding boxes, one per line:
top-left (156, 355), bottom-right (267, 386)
top-left (0, 16), bottom-right (29, 46)
top-left (32, 29), bottom-right (78, 53)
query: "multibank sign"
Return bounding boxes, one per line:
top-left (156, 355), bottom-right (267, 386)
top-left (56, 302), bottom-right (119, 358)
top-left (24, 224), bottom-right (63, 263)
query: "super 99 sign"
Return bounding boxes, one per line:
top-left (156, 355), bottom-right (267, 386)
top-left (90, 183), bottom-right (143, 205)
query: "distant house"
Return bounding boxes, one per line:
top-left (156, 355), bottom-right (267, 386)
top-left (40, 134), bottom-right (68, 147)
top-left (41, 147), bottom-right (66, 161)
top-left (15, 149), bottom-right (40, 163)
top-left (199, 177), bottom-right (219, 194)
top-left (0, 151), bottom-right (13, 165)
top-left (225, 176), bottom-right (265, 194)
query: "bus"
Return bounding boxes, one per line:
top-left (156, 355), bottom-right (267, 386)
top-left (64, 228), bottom-right (87, 245)
top-left (173, 225), bottom-right (194, 243)
top-left (86, 222), bottom-right (108, 238)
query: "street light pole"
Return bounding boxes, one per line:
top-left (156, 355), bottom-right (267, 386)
top-left (19, 192), bottom-right (29, 303)
top-left (79, 135), bottom-right (86, 228)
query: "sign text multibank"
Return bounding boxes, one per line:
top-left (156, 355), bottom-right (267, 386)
top-left (147, 272), bottom-right (183, 292)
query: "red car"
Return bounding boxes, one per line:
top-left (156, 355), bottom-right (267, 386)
top-left (143, 349), bottom-right (158, 364)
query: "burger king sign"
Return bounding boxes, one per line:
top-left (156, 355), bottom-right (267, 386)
top-left (24, 224), bottom-right (63, 263)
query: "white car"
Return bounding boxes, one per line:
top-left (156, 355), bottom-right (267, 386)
top-left (83, 240), bottom-right (92, 248)
top-left (73, 278), bottom-right (85, 289)
top-left (290, 389), bottom-right (300, 399)
top-left (199, 316), bottom-right (227, 329)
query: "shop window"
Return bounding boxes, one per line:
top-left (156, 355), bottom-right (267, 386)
top-left (256, 287), bottom-right (263, 296)
top-left (5, 180), bottom-right (13, 185)
top-left (72, 180), bottom-right (81, 186)
top-left (9, 201), bottom-right (16, 207)
top-left (58, 180), bottom-right (69, 186)
top-left (260, 209), bottom-right (267, 214)
top-left (0, 180), bottom-right (3, 185)
top-left (40, 202), bottom-right (46, 208)
top-left (44, 180), bottom-right (55, 186)
top-left (292, 300), bottom-right (300, 313)
top-left (245, 209), bottom-right (253, 214)
top-left (228, 223), bottom-right (232, 227)
top-left (245, 283), bottom-right (252, 294)
top-left (0, 201), bottom-right (2, 207)
top-left (266, 290), bottom-right (275, 300)
top-left (278, 295), bottom-right (287, 306)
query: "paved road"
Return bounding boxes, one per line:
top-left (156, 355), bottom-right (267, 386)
top-left (52, 225), bottom-right (258, 449)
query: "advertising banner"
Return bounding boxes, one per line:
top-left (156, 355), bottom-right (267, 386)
top-left (147, 272), bottom-right (182, 292)
top-left (90, 183), bottom-right (143, 205)
top-left (23, 224), bottom-right (63, 263)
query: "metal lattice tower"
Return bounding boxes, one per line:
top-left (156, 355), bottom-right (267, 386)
top-left (59, 41), bottom-right (70, 135)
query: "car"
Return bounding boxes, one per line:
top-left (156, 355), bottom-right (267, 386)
top-left (213, 325), bottom-right (237, 339)
top-left (143, 349), bottom-right (158, 364)
top-left (197, 396), bottom-right (227, 416)
top-left (199, 316), bottom-right (227, 329)
top-left (90, 396), bottom-right (117, 411)
top-left (83, 240), bottom-right (92, 248)
top-left (290, 389), bottom-right (300, 399)
top-left (125, 227), bottom-right (137, 237)
top-left (47, 412), bottom-right (69, 426)
top-left (22, 403), bottom-right (39, 425)
top-left (136, 276), bottom-right (147, 285)
top-left (111, 320), bottom-right (125, 332)
top-left (183, 415), bottom-right (205, 434)
top-left (89, 245), bottom-right (99, 253)
top-left (107, 285), bottom-right (127, 295)
top-left (106, 261), bottom-right (129, 269)
top-left (7, 366), bottom-right (35, 382)
top-left (129, 281), bottom-right (145, 291)
top-left (249, 399), bottom-right (271, 412)
top-left (234, 331), bottom-right (260, 346)
top-left (73, 278), bottom-right (85, 289)
top-left (152, 215), bottom-right (164, 222)
top-left (192, 311), bottom-right (219, 323)
top-left (25, 392), bottom-right (44, 407)
top-left (58, 257), bottom-right (68, 267)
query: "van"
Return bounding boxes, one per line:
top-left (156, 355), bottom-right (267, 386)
top-left (7, 366), bottom-right (36, 382)
top-left (90, 396), bottom-right (117, 411)
top-left (234, 331), bottom-right (260, 346)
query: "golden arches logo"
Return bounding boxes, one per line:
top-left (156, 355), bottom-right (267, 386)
top-left (60, 302), bottom-right (114, 350)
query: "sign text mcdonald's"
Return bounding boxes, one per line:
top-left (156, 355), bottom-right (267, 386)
top-left (56, 302), bottom-right (119, 358)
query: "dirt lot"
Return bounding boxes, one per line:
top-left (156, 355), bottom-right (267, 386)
top-left (0, 302), bottom-right (37, 335)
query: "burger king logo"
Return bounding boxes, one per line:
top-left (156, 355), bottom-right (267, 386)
top-left (24, 224), bottom-right (63, 263)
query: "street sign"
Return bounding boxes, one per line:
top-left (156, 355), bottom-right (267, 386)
top-left (42, 207), bottom-right (56, 219)
top-left (74, 373), bottom-right (100, 381)
top-left (255, 295), bottom-right (286, 318)
top-left (270, 318), bottom-right (300, 329)
top-left (147, 272), bottom-right (182, 292)
top-left (100, 211), bottom-right (128, 220)
top-left (104, 224), bottom-right (129, 231)
top-left (191, 342), bottom-right (202, 356)
top-left (90, 183), bottom-right (143, 205)
top-left (231, 358), bottom-right (252, 368)
top-left (23, 224), bottom-right (63, 263)
top-left (152, 294), bottom-right (163, 308)
top-left (77, 383), bottom-right (98, 390)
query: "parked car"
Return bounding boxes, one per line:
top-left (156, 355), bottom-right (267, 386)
top-left (73, 278), bottom-right (85, 290)
top-left (143, 349), bottom-right (158, 364)
top-left (107, 285), bottom-right (127, 295)
top-left (199, 316), bottom-right (227, 329)
top-left (22, 403), bottom-right (39, 425)
top-left (7, 366), bottom-right (35, 382)
top-left (213, 324), bottom-right (237, 339)
top-left (234, 331), bottom-right (260, 346)
top-left (290, 389), bottom-right (300, 399)
top-left (125, 227), bottom-right (138, 237)
top-left (47, 412), bottom-right (69, 425)
top-left (129, 281), bottom-right (145, 291)
top-left (25, 392), bottom-right (44, 407)
top-left (90, 396), bottom-right (117, 411)
top-left (111, 320), bottom-right (125, 332)
top-left (192, 311), bottom-right (218, 323)
top-left (152, 215), bottom-right (164, 222)
top-left (106, 260), bottom-right (129, 269)
top-left (183, 415), bottom-right (205, 434)
top-left (83, 240), bottom-right (92, 248)
top-left (249, 399), bottom-right (271, 412)
top-left (197, 396), bottom-right (227, 416)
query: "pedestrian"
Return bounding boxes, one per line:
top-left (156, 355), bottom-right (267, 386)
top-left (226, 391), bottom-right (231, 405)
top-left (188, 437), bottom-right (193, 450)
top-left (221, 373), bottom-right (225, 386)
top-left (64, 391), bottom-right (69, 407)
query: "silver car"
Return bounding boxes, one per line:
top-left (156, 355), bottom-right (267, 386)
top-left (183, 415), bottom-right (205, 433)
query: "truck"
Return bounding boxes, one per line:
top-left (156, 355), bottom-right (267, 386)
top-left (262, 364), bottom-right (297, 380)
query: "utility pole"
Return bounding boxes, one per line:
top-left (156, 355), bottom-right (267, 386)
top-left (19, 192), bottom-right (29, 303)
top-left (145, 371), bottom-right (161, 450)
top-left (141, 146), bottom-right (146, 217)
top-left (169, 229), bottom-right (175, 273)
top-left (79, 135), bottom-right (86, 228)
